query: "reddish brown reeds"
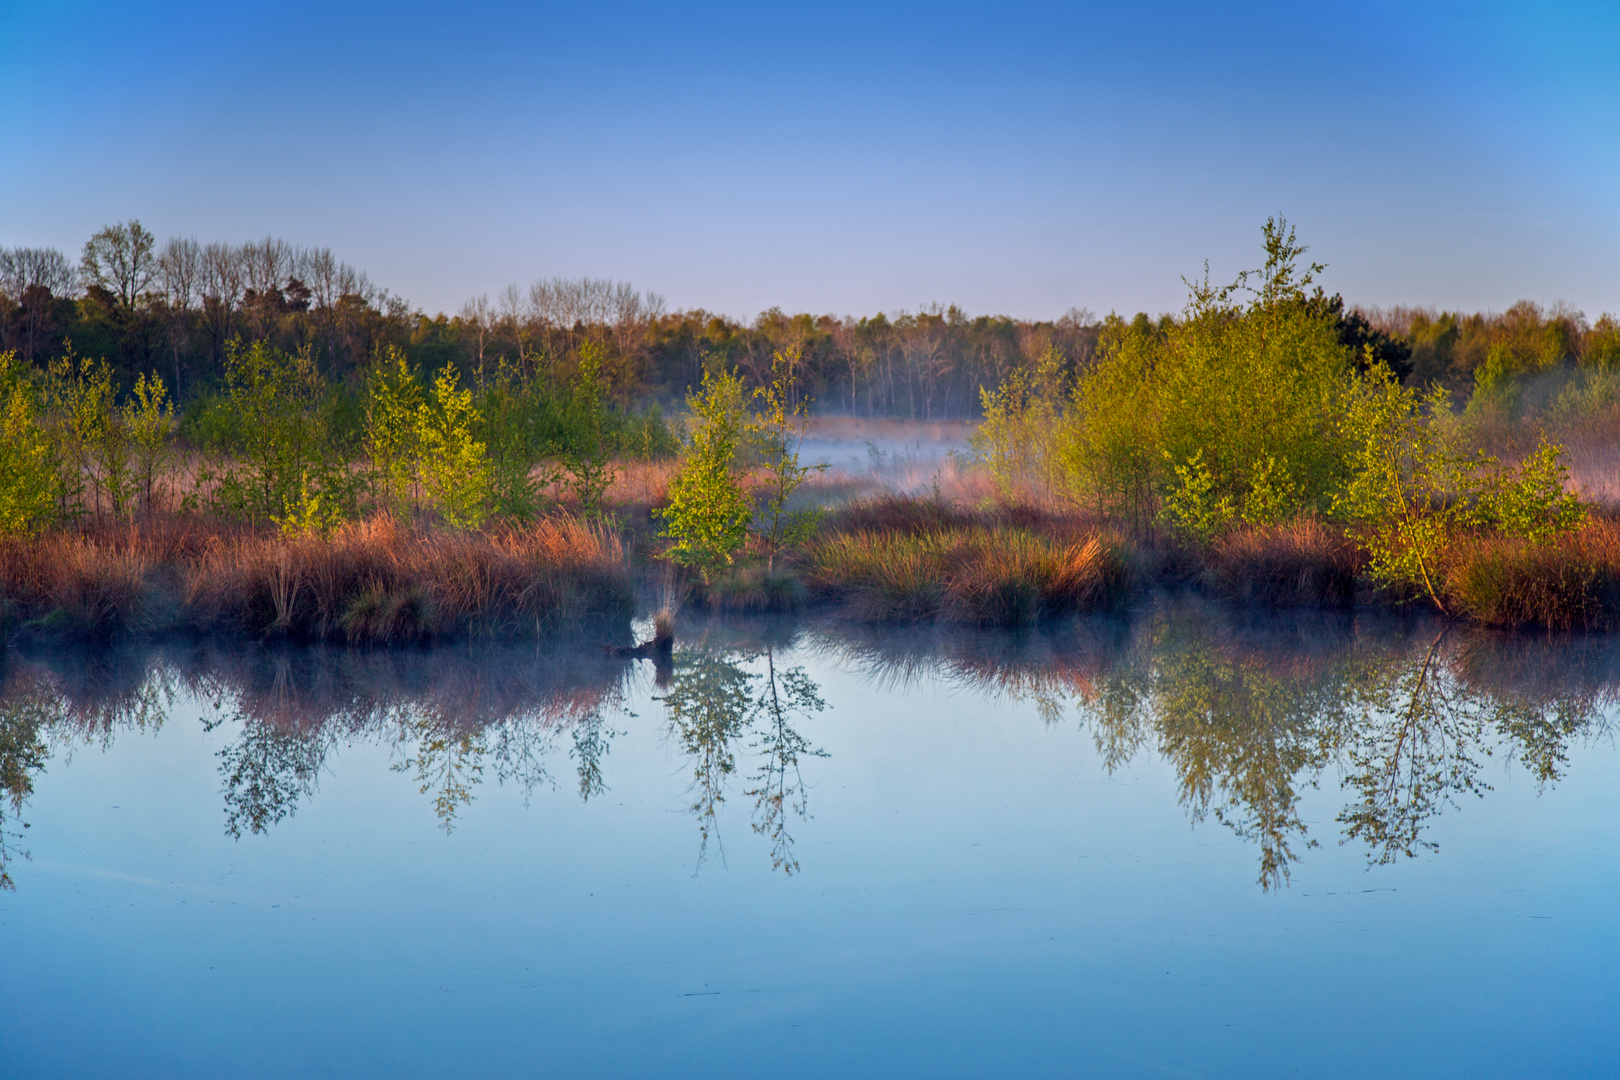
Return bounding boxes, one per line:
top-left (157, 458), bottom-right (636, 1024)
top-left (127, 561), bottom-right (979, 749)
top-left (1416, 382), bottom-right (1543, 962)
top-left (819, 493), bottom-right (1086, 540)
top-left (0, 514), bottom-right (632, 643)
top-left (183, 515), bottom-right (633, 641)
top-left (1444, 518), bottom-right (1620, 631)
top-left (806, 525), bottom-right (1131, 625)
top-left (1204, 519), bottom-right (1363, 608)
top-left (0, 529), bottom-right (159, 638)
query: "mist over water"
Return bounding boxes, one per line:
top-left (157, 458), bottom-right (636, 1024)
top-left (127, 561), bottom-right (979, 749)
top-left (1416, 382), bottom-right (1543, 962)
top-left (3, 602), bottom-right (1619, 1078)
top-left (797, 417), bottom-right (975, 497)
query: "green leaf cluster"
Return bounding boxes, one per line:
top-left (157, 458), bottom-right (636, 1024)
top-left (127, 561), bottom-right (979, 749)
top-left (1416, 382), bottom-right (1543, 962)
top-left (0, 351), bottom-right (56, 537)
top-left (751, 347), bottom-right (828, 570)
top-left (971, 344), bottom-right (1072, 500)
top-left (204, 339), bottom-right (356, 534)
top-left (978, 220), bottom-right (1355, 533)
top-left (656, 364), bottom-right (753, 583)
top-left (416, 362), bottom-right (491, 530)
top-left (1335, 366), bottom-right (1586, 609)
top-left (560, 342), bottom-right (617, 518)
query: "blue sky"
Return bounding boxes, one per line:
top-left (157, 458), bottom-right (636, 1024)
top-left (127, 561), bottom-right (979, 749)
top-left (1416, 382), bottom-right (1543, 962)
top-left (2, 0), bottom-right (1616, 319)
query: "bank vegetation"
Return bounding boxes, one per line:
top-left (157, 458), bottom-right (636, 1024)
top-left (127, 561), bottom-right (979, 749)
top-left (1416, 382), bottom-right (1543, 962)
top-left (4, 218), bottom-right (1620, 640)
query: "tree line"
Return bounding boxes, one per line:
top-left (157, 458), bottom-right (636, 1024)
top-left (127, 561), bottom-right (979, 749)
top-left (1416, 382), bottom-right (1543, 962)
top-left (0, 219), bottom-right (1098, 419)
top-left (6, 219), bottom-right (1615, 425)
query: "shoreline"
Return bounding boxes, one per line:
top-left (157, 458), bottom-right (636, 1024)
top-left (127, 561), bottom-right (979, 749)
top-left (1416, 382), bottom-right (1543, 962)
top-left (4, 493), bottom-right (1619, 647)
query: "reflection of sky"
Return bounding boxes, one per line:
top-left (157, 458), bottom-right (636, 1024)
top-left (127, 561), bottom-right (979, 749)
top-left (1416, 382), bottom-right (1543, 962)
top-left (3, 2), bottom-right (1618, 318)
top-left (5, 640), bottom-right (1619, 1077)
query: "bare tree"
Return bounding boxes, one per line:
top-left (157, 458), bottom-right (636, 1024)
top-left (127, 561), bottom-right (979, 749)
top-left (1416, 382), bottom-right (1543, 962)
top-left (240, 236), bottom-right (293, 296)
top-left (200, 241), bottom-right (244, 362)
top-left (158, 236), bottom-right (201, 392)
top-left (240, 236), bottom-right (298, 338)
top-left (81, 221), bottom-right (158, 311)
top-left (0, 246), bottom-right (79, 299)
top-left (459, 294), bottom-right (495, 375)
top-left (0, 246), bottom-right (79, 361)
top-left (499, 283), bottom-right (528, 362)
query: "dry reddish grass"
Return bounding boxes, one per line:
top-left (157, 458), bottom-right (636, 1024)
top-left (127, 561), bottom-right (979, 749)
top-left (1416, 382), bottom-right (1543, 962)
top-left (1204, 519), bottom-right (1363, 608)
top-left (1444, 518), bottom-right (1620, 630)
top-left (819, 492), bottom-right (1095, 539)
top-left (0, 514), bottom-right (632, 642)
top-left (806, 524), bottom-right (1131, 626)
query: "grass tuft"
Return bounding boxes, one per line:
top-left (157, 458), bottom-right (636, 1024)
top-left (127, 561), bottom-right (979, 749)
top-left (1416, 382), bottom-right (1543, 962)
top-left (808, 526), bottom-right (1130, 626)
top-left (1445, 519), bottom-right (1620, 630)
top-left (705, 565), bottom-right (808, 612)
top-left (1204, 519), bottom-right (1362, 608)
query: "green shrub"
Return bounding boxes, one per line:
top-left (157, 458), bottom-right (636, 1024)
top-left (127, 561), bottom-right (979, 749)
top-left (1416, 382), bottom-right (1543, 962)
top-left (364, 346), bottom-right (423, 520)
top-left (971, 344), bottom-right (1072, 501)
top-left (416, 362), bottom-right (491, 530)
top-left (124, 372), bottom-right (174, 516)
top-left (656, 364), bottom-right (752, 583)
top-left (206, 339), bottom-right (356, 534)
top-left (1337, 367), bottom-right (1586, 609)
top-left (560, 342), bottom-right (616, 517)
top-left (1061, 220), bottom-right (1354, 526)
top-left (0, 352), bottom-right (56, 537)
top-left (1334, 364), bottom-right (1479, 609)
top-left (1478, 439), bottom-right (1586, 544)
top-left (751, 346), bottom-right (827, 570)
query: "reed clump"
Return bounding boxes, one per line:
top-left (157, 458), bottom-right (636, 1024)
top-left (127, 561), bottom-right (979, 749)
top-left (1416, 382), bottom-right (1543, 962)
top-left (704, 565), bottom-right (808, 613)
top-left (0, 528), bottom-right (164, 639)
top-left (1204, 519), bottom-right (1363, 608)
top-left (1444, 518), bottom-right (1620, 631)
top-left (184, 515), bottom-right (632, 641)
top-left (807, 526), bottom-right (1130, 626)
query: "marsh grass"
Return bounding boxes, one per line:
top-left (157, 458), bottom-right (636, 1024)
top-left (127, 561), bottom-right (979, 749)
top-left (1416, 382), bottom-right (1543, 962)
top-left (8, 488), bottom-right (1620, 642)
top-left (1444, 518), bottom-right (1620, 630)
top-left (807, 525), bottom-right (1130, 626)
top-left (1204, 519), bottom-right (1363, 608)
top-left (704, 565), bottom-right (808, 613)
top-left (1, 515), bottom-right (631, 643)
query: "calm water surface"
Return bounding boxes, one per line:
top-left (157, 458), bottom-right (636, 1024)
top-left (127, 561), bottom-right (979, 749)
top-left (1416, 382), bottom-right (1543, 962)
top-left (3, 603), bottom-right (1618, 1078)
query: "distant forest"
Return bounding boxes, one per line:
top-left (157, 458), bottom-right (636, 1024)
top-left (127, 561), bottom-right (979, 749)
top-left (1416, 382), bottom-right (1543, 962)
top-left (2, 220), bottom-right (1615, 416)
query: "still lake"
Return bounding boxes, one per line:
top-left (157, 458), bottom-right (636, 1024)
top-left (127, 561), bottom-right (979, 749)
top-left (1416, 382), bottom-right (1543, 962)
top-left (3, 602), bottom-right (1618, 1078)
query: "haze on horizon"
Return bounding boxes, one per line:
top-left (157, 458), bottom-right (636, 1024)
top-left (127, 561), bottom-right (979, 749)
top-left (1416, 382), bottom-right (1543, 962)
top-left (2, 0), bottom-right (1616, 322)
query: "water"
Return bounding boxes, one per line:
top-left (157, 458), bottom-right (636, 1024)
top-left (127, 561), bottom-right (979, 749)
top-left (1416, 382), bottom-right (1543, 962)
top-left (3, 604), bottom-right (1619, 1078)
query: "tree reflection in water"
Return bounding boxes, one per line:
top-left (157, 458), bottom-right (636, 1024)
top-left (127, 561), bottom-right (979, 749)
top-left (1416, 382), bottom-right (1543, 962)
top-left (0, 605), bottom-right (1616, 891)
top-left (657, 641), bottom-right (827, 874)
top-left (825, 607), bottom-right (1618, 890)
top-left (0, 647), bottom-right (171, 888)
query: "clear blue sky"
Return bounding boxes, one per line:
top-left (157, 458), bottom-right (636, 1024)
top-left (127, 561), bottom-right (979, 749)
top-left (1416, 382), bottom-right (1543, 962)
top-left (2, 0), bottom-right (1616, 320)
